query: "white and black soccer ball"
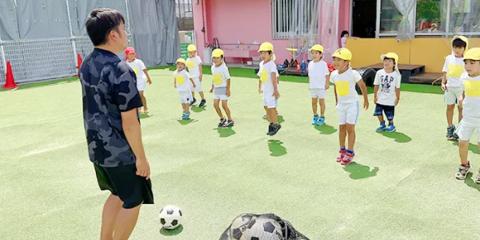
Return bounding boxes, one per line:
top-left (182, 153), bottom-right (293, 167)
top-left (228, 214), bottom-right (255, 239)
top-left (241, 216), bottom-right (283, 240)
top-left (159, 205), bottom-right (182, 230)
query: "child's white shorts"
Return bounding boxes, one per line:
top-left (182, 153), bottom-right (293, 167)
top-left (444, 87), bottom-right (463, 105)
top-left (456, 119), bottom-right (480, 143)
top-left (178, 90), bottom-right (192, 104)
top-left (192, 78), bottom-right (203, 93)
top-left (310, 88), bottom-right (326, 99)
top-left (263, 92), bottom-right (277, 109)
top-left (214, 87), bottom-right (229, 101)
top-left (137, 78), bottom-right (147, 91)
top-left (336, 101), bottom-right (360, 125)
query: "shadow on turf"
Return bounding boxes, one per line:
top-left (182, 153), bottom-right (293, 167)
top-left (314, 124), bottom-right (337, 135)
top-left (191, 105), bottom-right (206, 113)
top-left (160, 225), bottom-right (184, 236)
top-left (343, 162), bottom-right (379, 180)
top-left (464, 172), bottom-right (480, 191)
top-left (268, 140), bottom-right (287, 157)
top-left (451, 142), bottom-right (480, 154)
top-left (215, 127), bottom-right (236, 138)
top-left (177, 119), bottom-right (196, 125)
top-left (378, 131), bottom-right (412, 143)
top-left (139, 112), bottom-right (151, 119)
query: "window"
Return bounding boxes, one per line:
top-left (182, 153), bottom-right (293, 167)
top-left (272, 0), bottom-right (318, 39)
top-left (449, 0), bottom-right (480, 33)
top-left (415, 0), bottom-right (447, 33)
top-left (380, 0), bottom-right (403, 34)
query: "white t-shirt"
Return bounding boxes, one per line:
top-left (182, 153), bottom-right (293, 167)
top-left (173, 69), bottom-right (191, 92)
top-left (442, 54), bottom-right (465, 88)
top-left (374, 69), bottom-right (401, 106)
top-left (308, 60), bottom-right (329, 89)
top-left (126, 59), bottom-right (147, 81)
top-left (259, 60), bottom-right (278, 93)
top-left (330, 68), bottom-right (362, 104)
top-left (211, 62), bottom-right (231, 88)
top-left (461, 73), bottom-right (480, 121)
top-left (186, 56), bottom-right (202, 79)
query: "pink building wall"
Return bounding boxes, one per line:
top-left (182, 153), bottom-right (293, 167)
top-left (192, 0), bottom-right (351, 64)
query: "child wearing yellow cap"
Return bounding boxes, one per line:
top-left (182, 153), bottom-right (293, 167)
top-left (174, 58), bottom-right (196, 120)
top-left (210, 48), bottom-right (234, 127)
top-left (186, 44), bottom-right (206, 107)
top-left (373, 52), bottom-right (401, 132)
top-left (454, 48), bottom-right (480, 181)
top-left (330, 48), bottom-right (369, 165)
top-left (442, 36), bottom-right (468, 141)
top-left (308, 44), bottom-right (330, 126)
top-left (258, 42), bottom-right (281, 136)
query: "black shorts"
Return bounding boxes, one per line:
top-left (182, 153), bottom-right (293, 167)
top-left (94, 163), bottom-right (154, 209)
top-left (373, 104), bottom-right (395, 120)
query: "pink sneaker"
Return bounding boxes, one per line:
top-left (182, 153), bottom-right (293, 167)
top-left (336, 149), bottom-right (346, 163)
top-left (341, 152), bottom-right (354, 165)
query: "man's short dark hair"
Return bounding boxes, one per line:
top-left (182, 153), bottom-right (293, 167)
top-left (85, 8), bottom-right (125, 46)
top-left (452, 38), bottom-right (467, 49)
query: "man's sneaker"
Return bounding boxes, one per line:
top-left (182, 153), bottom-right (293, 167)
top-left (447, 125), bottom-right (455, 140)
top-left (475, 169), bottom-right (480, 184)
top-left (190, 97), bottom-right (197, 105)
top-left (223, 120), bottom-right (234, 127)
top-left (312, 115), bottom-right (319, 125)
top-left (376, 122), bottom-right (386, 132)
top-left (199, 99), bottom-right (206, 108)
top-left (316, 116), bottom-right (325, 126)
top-left (336, 149), bottom-right (346, 163)
top-left (385, 124), bottom-right (396, 133)
top-left (341, 152), bottom-right (354, 165)
top-left (218, 118), bottom-right (226, 128)
top-left (268, 124), bottom-right (281, 136)
top-left (455, 163), bottom-right (470, 180)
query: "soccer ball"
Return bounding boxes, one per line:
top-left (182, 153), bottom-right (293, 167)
top-left (241, 216), bottom-right (283, 240)
top-left (159, 205), bottom-right (182, 230)
top-left (229, 214), bottom-right (255, 239)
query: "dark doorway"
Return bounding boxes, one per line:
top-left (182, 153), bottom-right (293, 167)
top-left (351, 0), bottom-right (377, 38)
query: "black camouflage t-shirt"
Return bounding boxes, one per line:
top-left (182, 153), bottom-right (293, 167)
top-left (80, 48), bottom-right (142, 167)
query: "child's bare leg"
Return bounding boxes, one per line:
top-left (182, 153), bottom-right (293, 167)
top-left (377, 115), bottom-right (385, 124)
top-left (311, 98), bottom-right (318, 115)
top-left (446, 104), bottom-right (455, 126)
top-left (319, 98), bottom-right (326, 117)
top-left (346, 124), bottom-right (356, 150)
top-left (182, 103), bottom-right (189, 113)
top-left (458, 105), bottom-right (463, 123)
top-left (459, 140), bottom-right (469, 166)
top-left (199, 91), bottom-right (205, 100)
top-left (267, 108), bottom-right (278, 123)
top-left (221, 100), bottom-right (232, 120)
top-left (339, 124), bottom-right (347, 148)
top-left (214, 99), bottom-right (224, 119)
top-left (113, 205), bottom-right (141, 240)
top-left (139, 91), bottom-right (148, 112)
top-left (101, 194), bottom-right (123, 240)
top-left (264, 106), bottom-right (269, 121)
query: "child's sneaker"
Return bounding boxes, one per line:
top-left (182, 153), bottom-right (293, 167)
top-left (452, 132), bottom-right (459, 141)
top-left (341, 151), bottom-right (354, 165)
top-left (190, 97), bottom-right (197, 106)
top-left (268, 123), bottom-right (281, 136)
top-left (316, 116), bottom-right (325, 126)
top-left (385, 124), bottom-right (396, 133)
top-left (475, 169), bottom-right (480, 184)
top-left (455, 163), bottom-right (470, 180)
top-left (376, 122), bottom-right (386, 132)
top-left (223, 120), bottom-right (234, 127)
top-left (199, 99), bottom-right (206, 108)
top-left (181, 112), bottom-right (190, 120)
top-left (336, 149), bottom-right (346, 163)
top-left (446, 125), bottom-right (455, 140)
top-left (218, 118), bottom-right (226, 127)
top-left (312, 115), bottom-right (319, 125)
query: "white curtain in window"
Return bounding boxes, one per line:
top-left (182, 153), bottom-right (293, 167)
top-left (392, 0), bottom-right (416, 39)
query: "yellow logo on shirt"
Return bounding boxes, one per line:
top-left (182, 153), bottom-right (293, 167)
top-left (335, 80), bottom-right (350, 96)
top-left (447, 64), bottom-right (464, 78)
top-left (175, 75), bottom-right (185, 85)
top-left (213, 73), bottom-right (223, 86)
top-left (260, 69), bottom-right (268, 83)
top-left (132, 66), bottom-right (139, 76)
top-left (186, 60), bottom-right (195, 70)
top-left (464, 80), bottom-right (480, 97)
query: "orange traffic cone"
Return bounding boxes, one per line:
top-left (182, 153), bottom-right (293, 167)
top-left (3, 61), bottom-right (17, 89)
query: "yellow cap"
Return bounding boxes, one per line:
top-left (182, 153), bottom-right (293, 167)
top-left (332, 48), bottom-right (352, 61)
top-left (381, 52), bottom-right (399, 63)
top-left (452, 35), bottom-right (469, 49)
top-left (212, 48), bottom-right (224, 58)
top-left (258, 42), bottom-right (274, 52)
top-left (309, 44), bottom-right (324, 53)
top-left (464, 48), bottom-right (480, 61)
top-left (176, 58), bottom-right (186, 64)
top-left (187, 44), bottom-right (197, 52)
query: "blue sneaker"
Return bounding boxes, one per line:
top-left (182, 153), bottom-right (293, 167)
top-left (385, 124), bottom-right (396, 132)
top-left (316, 116), bottom-right (325, 126)
top-left (312, 115), bottom-right (319, 125)
top-left (376, 123), bottom-right (386, 132)
top-left (182, 112), bottom-right (190, 120)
